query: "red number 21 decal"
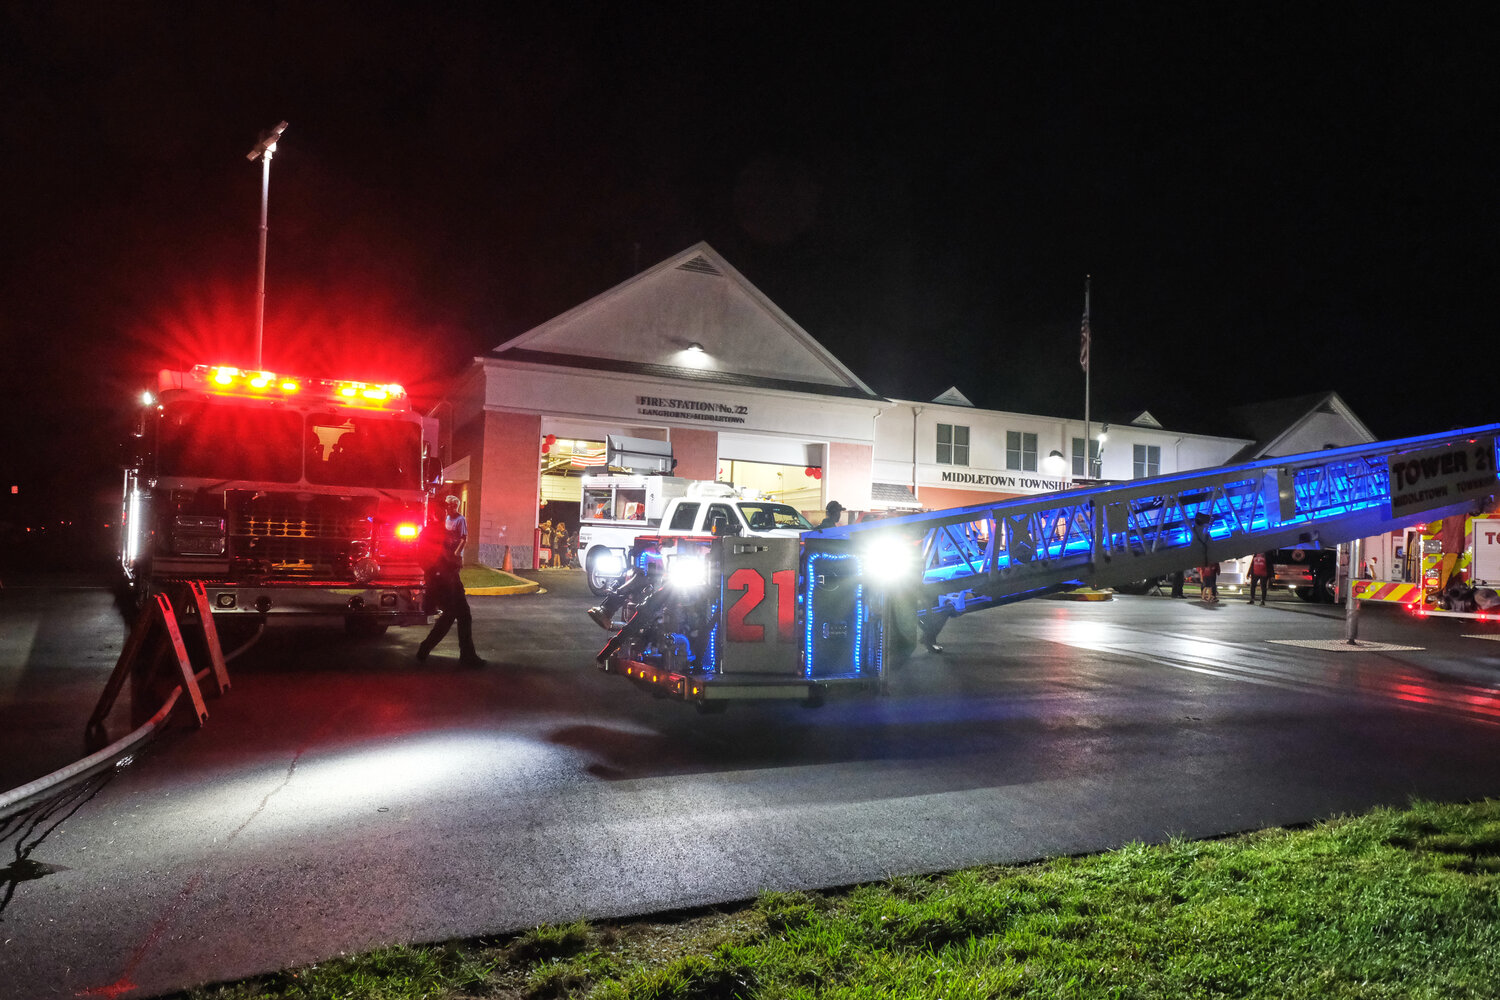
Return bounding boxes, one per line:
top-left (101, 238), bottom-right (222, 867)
top-left (726, 568), bottom-right (797, 643)
top-left (726, 568), bottom-right (765, 641)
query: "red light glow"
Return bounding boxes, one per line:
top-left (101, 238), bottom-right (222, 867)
top-left (395, 523), bottom-right (419, 539)
top-left (126, 280), bottom-right (448, 400)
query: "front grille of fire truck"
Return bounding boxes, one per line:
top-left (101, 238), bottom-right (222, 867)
top-left (227, 491), bottom-right (374, 578)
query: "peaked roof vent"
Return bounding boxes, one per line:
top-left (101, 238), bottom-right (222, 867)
top-left (676, 255), bottom-right (723, 276)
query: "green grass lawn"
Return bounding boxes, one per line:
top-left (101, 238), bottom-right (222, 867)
top-left (183, 798), bottom-right (1500, 999)
top-left (458, 565), bottom-right (533, 589)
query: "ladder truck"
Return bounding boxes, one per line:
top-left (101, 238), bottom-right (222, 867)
top-left (589, 425), bottom-right (1499, 708)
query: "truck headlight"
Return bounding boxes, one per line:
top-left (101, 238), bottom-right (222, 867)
top-left (860, 536), bottom-right (916, 582)
top-left (666, 554), bottom-right (708, 589)
top-left (594, 548), bottom-right (625, 577)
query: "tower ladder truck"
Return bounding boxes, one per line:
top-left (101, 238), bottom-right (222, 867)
top-left (591, 424), bottom-right (1499, 708)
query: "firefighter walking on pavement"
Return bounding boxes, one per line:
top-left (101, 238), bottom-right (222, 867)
top-left (418, 495), bottom-right (486, 666)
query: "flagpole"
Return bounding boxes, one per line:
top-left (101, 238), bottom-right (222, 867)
top-left (1081, 275), bottom-right (1092, 478)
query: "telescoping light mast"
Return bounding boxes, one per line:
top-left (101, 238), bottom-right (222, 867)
top-left (246, 121), bottom-right (288, 371)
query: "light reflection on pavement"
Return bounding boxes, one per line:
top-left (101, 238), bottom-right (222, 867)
top-left (1015, 616), bottom-right (1500, 725)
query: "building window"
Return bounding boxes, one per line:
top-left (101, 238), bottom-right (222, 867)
top-left (937, 424), bottom-right (969, 466)
top-left (1133, 444), bottom-right (1161, 479)
top-left (1072, 437), bottom-right (1101, 477)
top-left (1006, 431), bottom-right (1037, 472)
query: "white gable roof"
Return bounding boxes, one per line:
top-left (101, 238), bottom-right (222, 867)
top-left (932, 386), bottom-right (974, 407)
top-left (1130, 410), bottom-right (1163, 428)
top-left (493, 242), bottom-right (874, 394)
top-left (1254, 393), bottom-right (1376, 457)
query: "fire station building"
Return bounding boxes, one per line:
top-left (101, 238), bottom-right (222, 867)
top-left (440, 243), bottom-right (1375, 568)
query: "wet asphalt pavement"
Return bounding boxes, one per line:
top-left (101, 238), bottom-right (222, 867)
top-left (3, 570), bottom-right (1500, 998)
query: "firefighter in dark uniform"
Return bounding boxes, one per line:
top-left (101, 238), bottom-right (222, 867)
top-left (417, 495), bottom-right (485, 666)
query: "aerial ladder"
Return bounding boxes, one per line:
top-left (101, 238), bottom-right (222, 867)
top-left (592, 425), bottom-right (1499, 707)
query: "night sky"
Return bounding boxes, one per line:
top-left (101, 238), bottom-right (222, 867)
top-left (2, 4), bottom-right (1496, 531)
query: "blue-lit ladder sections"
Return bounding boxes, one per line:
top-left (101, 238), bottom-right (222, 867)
top-left (810, 425), bottom-right (1500, 633)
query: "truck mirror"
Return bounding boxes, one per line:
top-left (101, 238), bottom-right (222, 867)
top-left (423, 456), bottom-right (443, 484)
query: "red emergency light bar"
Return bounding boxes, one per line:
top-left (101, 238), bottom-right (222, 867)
top-left (159, 365), bottom-right (409, 410)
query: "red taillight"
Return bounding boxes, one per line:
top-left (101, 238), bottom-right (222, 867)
top-left (395, 523), bottom-right (419, 540)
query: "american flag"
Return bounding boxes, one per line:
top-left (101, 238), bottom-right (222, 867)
top-left (1079, 304), bottom-right (1091, 373)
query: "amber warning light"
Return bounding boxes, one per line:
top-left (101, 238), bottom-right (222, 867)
top-left (168, 365), bottom-right (407, 408)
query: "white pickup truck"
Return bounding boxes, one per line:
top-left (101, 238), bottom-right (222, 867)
top-left (579, 480), bottom-right (813, 593)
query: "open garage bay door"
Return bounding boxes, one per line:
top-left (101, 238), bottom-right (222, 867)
top-left (720, 459), bottom-right (823, 512)
top-left (719, 434), bottom-right (825, 512)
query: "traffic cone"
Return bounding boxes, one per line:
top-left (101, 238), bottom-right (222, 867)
top-left (502, 546), bottom-right (513, 573)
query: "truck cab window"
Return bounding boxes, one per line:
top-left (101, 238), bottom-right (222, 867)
top-left (668, 502), bottom-right (700, 531)
top-left (707, 504), bottom-right (738, 535)
top-left (306, 413), bottom-right (422, 489)
top-left (157, 401), bottom-right (302, 482)
top-left (738, 502), bottom-right (812, 530)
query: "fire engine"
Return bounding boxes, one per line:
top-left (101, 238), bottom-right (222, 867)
top-left (1353, 510), bottom-right (1500, 619)
top-left (120, 364), bottom-right (439, 634)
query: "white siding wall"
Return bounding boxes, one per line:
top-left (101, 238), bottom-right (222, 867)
top-left (884, 400), bottom-right (1251, 497)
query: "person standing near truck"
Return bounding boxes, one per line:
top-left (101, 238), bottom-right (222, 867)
top-left (1247, 550), bottom-right (1271, 605)
top-left (1199, 561), bottom-right (1220, 603)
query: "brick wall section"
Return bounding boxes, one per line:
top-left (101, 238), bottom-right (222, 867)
top-left (913, 485), bottom-right (1023, 511)
top-left (671, 428), bottom-right (718, 481)
top-left (827, 442), bottom-right (874, 513)
top-left (476, 410), bottom-right (542, 568)
top-left (448, 404), bottom-right (486, 557)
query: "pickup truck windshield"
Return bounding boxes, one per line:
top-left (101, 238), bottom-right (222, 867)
top-left (738, 502), bottom-right (813, 531)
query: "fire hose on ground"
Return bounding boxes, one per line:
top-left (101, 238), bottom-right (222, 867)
top-left (0, 622), bottom-right (264, 819)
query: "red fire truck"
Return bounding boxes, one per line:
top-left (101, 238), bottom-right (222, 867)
top-left (120, 364), bottom-right (439, 634)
